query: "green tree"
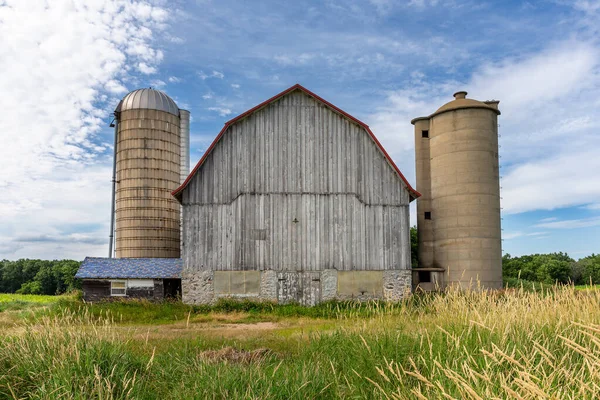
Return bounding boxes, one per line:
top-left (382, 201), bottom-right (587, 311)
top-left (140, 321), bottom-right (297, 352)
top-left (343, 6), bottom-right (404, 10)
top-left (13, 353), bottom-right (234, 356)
top-left (0, 259), bottom-right (81, 295)
top-left (410, 226), bottom-right (418, 268)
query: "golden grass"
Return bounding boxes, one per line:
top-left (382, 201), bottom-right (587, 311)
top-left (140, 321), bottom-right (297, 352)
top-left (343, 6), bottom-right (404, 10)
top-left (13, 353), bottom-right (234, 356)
top-left (370, 286), bottom-right (600, 399)
top-left (2, 285), bottom-right (600, 398)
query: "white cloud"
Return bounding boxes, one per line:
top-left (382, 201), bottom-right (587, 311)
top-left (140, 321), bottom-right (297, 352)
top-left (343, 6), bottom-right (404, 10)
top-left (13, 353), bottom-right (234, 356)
top-left (274, 53), bottom-right (316, 66)
top-left (535, 217), bottom-right (600, 229)
top-left (208, 107), bottom-right (233, 116)
top-left (202, 92), bottom-right (213, 99)
top-left (504, 232), bottom-right (524, 240)
top-left (105, 80), bottom-right (128, 94)
top-left (168, 76), bottom-right (181, 83)
top-left (501, 148), bottom-right (600, 214)
top-left (367, 40), bottom-right (600, 216)
top-left (150, 79), bottom-right (166, 88)
top-left (469, 42), bottom-right (598, 121)
top-left (0, 0), bottom-right (171, 259)
top-left (198, 70), bottom-right (225, 80)
top-left (539, 217), bottom-right (558, 223)
top-left (231, 83), bottom-right (240, 89)
top-left (406, 0), bottom-right (439, 8)
top-left (138, 62), bottom-right (157, 74)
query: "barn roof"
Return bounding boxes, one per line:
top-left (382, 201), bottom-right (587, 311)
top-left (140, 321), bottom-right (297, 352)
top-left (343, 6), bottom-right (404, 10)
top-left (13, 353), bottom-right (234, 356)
top-left (172, 84), bottom-right (420, 200)
top-left (75, 257), bottom-right (182, 279)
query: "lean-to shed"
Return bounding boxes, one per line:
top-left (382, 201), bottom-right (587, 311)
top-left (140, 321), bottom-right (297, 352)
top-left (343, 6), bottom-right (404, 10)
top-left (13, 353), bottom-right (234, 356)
top-left (173, 84), bottom-right (419, 305)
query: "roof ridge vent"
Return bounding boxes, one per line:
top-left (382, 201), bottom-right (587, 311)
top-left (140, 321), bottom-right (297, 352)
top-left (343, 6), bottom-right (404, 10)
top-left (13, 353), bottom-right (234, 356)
top-left (453, 91), bottom-right (467, 100)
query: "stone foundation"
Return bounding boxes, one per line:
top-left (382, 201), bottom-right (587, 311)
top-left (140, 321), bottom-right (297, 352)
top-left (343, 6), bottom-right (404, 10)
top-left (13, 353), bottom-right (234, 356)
top-left (182, 270), bottom-right (214, 304)
top-left (383, 270), bottom-right (412, 301)
top-left (182, 269), bottom-right (413, 305)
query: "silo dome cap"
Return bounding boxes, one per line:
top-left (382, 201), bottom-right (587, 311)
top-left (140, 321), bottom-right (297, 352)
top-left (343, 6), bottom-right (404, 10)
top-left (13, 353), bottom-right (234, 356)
top-left (433, 90), bottom-right (500, 117)
top-left (115, 88), bottom-right (180, 116)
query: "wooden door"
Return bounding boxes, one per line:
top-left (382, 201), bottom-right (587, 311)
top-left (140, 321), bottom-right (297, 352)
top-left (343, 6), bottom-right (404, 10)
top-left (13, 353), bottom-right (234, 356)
top-left (277, 272), bottom-right (321, 306)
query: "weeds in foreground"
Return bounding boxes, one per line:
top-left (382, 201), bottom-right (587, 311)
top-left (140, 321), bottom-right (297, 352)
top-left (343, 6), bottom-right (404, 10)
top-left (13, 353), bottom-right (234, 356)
top-left (1, 285), bottom-right (600, 398)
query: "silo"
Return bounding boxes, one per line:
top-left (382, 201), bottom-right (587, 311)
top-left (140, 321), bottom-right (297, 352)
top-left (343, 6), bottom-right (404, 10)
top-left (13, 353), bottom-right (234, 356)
top-left (412, 91), bottom-right (502, 289)
top-left (111, 88), bottom-right (189, 258)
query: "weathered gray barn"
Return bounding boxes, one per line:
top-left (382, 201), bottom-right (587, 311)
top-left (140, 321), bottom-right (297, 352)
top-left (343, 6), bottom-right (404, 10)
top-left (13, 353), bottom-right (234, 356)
top-left (173, 84), bottom-right (420, 305)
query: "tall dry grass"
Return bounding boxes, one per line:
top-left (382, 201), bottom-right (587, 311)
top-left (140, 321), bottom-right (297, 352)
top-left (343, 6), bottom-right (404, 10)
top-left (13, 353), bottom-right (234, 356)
top-left (372, 285), bottom-right (600, 399)
top-left (1, 285), bottom-right (600, 398)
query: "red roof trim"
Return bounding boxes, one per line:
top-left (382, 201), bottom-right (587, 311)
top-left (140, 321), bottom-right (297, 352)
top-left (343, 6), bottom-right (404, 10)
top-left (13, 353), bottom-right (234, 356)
top-left (172, 84), bottom-right (421, 200)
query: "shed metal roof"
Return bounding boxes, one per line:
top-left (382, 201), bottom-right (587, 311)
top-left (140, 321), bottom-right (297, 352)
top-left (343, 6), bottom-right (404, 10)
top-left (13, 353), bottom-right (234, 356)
top-left (75, 257), bottom-right (182, 279)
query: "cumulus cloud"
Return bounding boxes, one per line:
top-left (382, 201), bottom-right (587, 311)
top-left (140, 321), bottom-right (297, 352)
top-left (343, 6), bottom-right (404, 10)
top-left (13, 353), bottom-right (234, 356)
top-left (198, 70), bottom-right (225, 80)
top-left (535, 217), bottom-right (600, 229)
top-left (208, 107), bottom-right (233, 116)
top-left (0, 0), bottom-right (171, 259)
top-left (367, 40), bottom-right (600, 216)
top-left (150, 79), bottom-right (166, 88)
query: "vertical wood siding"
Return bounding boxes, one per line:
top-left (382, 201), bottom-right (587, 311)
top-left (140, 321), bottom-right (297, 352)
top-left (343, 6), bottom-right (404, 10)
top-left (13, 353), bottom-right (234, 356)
top-left (183, 90), bottom-right (410, 272)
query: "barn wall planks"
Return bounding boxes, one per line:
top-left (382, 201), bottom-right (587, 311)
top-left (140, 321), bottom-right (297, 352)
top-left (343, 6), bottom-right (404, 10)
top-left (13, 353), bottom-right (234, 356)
top-left (184, 194), bottom-right (409, 271)
top-left (180, 89), bottom-right (412, 303)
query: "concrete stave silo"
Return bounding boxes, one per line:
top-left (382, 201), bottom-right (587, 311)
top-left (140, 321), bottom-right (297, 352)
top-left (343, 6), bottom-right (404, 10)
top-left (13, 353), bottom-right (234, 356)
top-left (111, 88), bottom-right (189, 258)
top-left (412, 91), bottom-right (502, 290)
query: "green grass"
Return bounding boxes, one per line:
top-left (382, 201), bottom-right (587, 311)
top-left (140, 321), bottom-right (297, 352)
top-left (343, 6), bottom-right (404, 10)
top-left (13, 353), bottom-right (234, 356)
top-left (575, 285), bottom-right (600, 290)
top-left (2, 287), bottom-right (600, 398)
top-left (0, 293), bottom-right (73, 313)
top-left (0, 293), bottom-right (65, 304)
top-left (39, 297), bottom-right (420, 325)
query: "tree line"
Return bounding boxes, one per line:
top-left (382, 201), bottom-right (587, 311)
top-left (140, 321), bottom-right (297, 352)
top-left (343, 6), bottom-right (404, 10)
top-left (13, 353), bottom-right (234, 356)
top-left (410, 227), bottom-right (600, 285)
top-left (503, 252), bottom-right (600, 285)
top-left (0, 259), bottom-right (81, 295)
top-left (1, 243), bottom-right (599, 295)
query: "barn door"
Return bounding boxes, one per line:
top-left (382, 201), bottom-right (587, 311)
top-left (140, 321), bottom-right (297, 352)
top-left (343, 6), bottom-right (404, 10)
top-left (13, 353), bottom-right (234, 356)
top-left (277, 272), bottom-right (321, 306)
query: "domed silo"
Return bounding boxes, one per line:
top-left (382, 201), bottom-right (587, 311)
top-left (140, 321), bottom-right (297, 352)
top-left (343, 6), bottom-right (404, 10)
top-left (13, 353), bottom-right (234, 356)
top-left (111, 88), bottom-right (189, 258)
top-left (412, 91), bottom-right (502, 289)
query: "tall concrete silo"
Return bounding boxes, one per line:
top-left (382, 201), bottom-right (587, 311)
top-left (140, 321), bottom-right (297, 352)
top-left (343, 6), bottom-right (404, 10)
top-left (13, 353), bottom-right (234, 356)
top-left (108, 88), bottom-right (190, 258)
top-left (412, 91), bottom-right (502, 289)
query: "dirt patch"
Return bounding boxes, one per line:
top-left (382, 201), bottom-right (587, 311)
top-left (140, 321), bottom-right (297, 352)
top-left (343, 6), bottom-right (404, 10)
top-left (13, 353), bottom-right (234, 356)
top-left (199, 346), bottom-right (274, 363)
top-left (218, 322), bottom-right (278, 330)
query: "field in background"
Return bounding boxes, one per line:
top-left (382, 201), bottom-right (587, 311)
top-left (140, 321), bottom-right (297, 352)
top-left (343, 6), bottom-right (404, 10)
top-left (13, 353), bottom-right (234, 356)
top-left (2, 288), bottom-right (600, 399)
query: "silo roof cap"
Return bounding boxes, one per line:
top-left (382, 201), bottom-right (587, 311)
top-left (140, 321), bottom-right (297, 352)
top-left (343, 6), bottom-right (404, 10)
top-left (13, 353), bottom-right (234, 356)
top-left (411, 91), bottom-right (500, 124)
top-left (433, 91), bottom-right (500, 117)
top-left (116, 88), bottom-right (179, 116)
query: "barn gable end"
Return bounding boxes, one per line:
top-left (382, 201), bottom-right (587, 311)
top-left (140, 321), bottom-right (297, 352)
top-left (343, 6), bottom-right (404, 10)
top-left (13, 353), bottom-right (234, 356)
top-left (177, 85), bottom-right (415, 305)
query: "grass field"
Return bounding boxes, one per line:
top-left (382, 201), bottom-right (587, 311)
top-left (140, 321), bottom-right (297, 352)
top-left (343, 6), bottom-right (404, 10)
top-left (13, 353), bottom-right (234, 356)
top-left (1, 287), bottom-right (600, 399)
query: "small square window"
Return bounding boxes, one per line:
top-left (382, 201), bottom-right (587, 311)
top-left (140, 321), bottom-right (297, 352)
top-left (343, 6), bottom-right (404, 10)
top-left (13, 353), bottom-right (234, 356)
top-left (422, 130), bottom-right (429, 138)
top-left (111, 280), bottom-right (127, 296)
top-left (424, 212), bottom-right (431, 220)
top-left (418, 271), bottom-right (432, 283)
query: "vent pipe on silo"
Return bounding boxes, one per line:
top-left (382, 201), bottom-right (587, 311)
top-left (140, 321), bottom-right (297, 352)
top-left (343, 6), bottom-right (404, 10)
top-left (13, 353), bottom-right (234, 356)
top-left (108, 112), bottom-right (119, 258)
top-left (179, 109), bottom-right (190, 182)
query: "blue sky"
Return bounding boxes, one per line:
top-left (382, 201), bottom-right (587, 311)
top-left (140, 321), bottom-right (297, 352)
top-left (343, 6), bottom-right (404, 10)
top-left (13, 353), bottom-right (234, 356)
top-left (1, 0), bottom-right (599, 260)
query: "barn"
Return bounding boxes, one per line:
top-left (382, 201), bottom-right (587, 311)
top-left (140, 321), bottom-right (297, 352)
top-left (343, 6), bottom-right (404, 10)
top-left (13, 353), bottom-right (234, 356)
top-left (172, 84), bottom-right (420, 305)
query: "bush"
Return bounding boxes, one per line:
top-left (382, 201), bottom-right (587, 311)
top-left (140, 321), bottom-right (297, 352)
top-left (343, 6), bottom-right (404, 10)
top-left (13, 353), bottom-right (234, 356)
top-left (16, 281), bottom-right (42, 295)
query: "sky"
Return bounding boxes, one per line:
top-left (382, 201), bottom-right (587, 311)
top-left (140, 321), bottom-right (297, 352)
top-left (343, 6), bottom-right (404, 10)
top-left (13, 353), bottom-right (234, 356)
top-left (1, 0), bottom-right (599, 261)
